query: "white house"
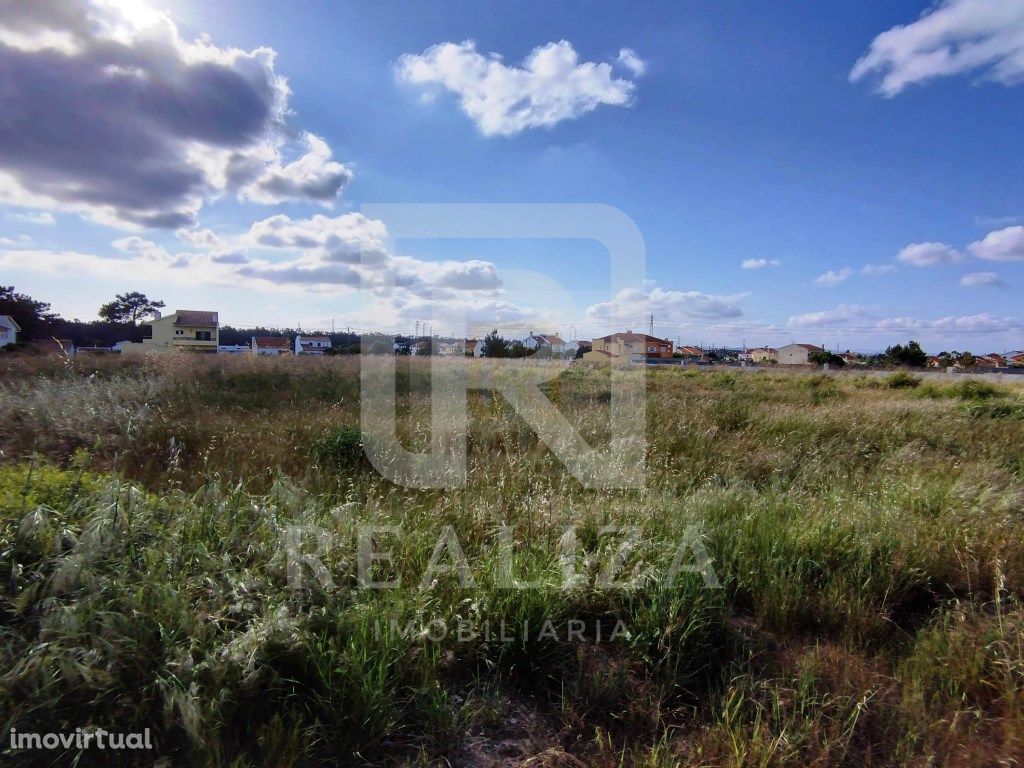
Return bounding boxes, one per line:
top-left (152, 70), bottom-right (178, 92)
top-left (777, 343), bottom-right (823, 365)
top-left (295, 334), bottom-right (332, 355)
top-left (522, 333), bottom-right (567, 355)
top-left (465, 338), bottom-right (485, 357)
top-left (436, 340), bottom-right (464, 357)
top-left (0, 315), bottom-right (21, 346)
top-left (252, 336), bottom-right (291, 356)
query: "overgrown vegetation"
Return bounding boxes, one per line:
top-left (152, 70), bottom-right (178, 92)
top-left (1, 356), bottom-right (1023, 766)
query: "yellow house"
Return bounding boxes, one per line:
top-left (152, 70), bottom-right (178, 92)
top-left (122, 310), bottom-right (219, 354)
top-left (583, 331), bottom-right (673, 365)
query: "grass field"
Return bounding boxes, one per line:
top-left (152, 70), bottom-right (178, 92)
top-left (2, 354), bottom-right (1024, 766)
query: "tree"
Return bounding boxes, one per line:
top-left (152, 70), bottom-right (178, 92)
top-left (885, 340), bottom-right (927, 368)
top-left (508, 341), bottom-right (531, 358)
top-left (481, 330), bottom-right (509, 358)
top-left (809, 349), bottom-right (845, 367)
top-left (0, 286), bottom-right (56, 341)
top-left (98, 292), bottom-right (165, 324)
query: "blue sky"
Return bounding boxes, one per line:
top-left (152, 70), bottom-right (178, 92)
top-left (2, 0), bottom-right (1023, 352)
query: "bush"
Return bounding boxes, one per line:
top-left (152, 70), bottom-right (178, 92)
top-left (885, 371), bottom-right (921, 389)
top-left (312, 425), bottom-right (365, 467)
top-left (954, 379), bottom-right (1002, 401)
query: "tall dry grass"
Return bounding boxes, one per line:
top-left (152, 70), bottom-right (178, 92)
top-left (1, 356), bottom-right (1023, 765)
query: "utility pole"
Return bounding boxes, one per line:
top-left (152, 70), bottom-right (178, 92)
top-left (648, 313), bottom-right (654, 337)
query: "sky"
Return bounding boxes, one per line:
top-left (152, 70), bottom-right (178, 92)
top-left (1, 0), bottom-right (1023, 352)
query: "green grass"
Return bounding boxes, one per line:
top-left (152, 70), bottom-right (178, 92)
top-left (1, 356), bottom-right (1023, 766)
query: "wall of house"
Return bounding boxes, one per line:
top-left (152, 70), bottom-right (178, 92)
top-left (778, 345), bottom-right (810, 365)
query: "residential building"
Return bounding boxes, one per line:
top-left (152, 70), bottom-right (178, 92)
top-left (677, 345), bottom-right (707, 361)
top-left (1009, 352), bottom-right (1024, 367)
top-left (295, 334), bottom-right (332, 355)
top-left (745, 347), bottom-right (776, 364)
top-left (0, 315), bottom-right (20, 346)
top-left (465, 338), bottom-right (484, 357)
top-left (252, 336), bottom-right (291, 356)
top-left (122, 310), bottom-right (219, 354)
top-left (522, 332), bottom-right (567, 355)
top-left (583, 331), bottom-right (673, 364)
top-left (777, 343), bottom-right (823, 365)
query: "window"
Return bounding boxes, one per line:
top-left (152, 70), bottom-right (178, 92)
top-left (196, 331), bottom-right (212, 341)
top-left (175, 330), bottom-right (183, 335)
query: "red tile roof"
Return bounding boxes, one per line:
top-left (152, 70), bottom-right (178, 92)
top-left (174, 310), bottom-right (218, 327)
top-left (254, 336), bottom-right (290, 349)
top-left (595, 332), bottom-right (671, 345)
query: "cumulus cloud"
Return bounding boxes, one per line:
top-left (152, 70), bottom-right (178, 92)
top-left (788, 304), bottom-right (874, 329)
top-left (586, 286), bottom-right (743, 326)
top-left (814, 267), bottom-right (853, 286)
top-left (786, 304), bottom-right (1021, 347)
top-left (239, 134), bottom-right (353, 205)
top-left (616, 47), bottom-right (646, 76)
top-left (0, 0), bottom-right (350, 229)
top-left (969, 225), bottom-right (1024, 261)
top-left (741, 258), bottom-right (780, 269)
top-left (862, 263), bottom-right (896, 276)
top-left (896, 242), bottom-right (963, 266)
top-left (960, 271), bottom-right (1002, 287)
top-left (851, 0), bottom-right (1024, 96)
top-left (397, 39), bottom-right (640, 136)
top-left (239, 212), bottom-right (503, 297)
top-left (9, 210), bottom-right (55, 225)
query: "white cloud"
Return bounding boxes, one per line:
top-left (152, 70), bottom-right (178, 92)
top-left (239, 133), bottom-right (353, 206)
top-left (238, 212), bottom-right (504, 298)
top-left (851, 0), bottom-right (1024, 96)
top-left (741, 258), bottom-right (780, 269)
top-left (9, 210), bottom-right (55, 225)
top-left (785, 305), bottom-right (1021, 349)
top-left (616, 48), bottom-right (647, 76)
top-left (814, 267), bottom-right (853, 286)
top-left (0, 0), bottom-right (350, 229)
top-left (396, 39), bottom-right (640, 136)
top-left (969, 225), bottom-right (1024, 261)
top-left (862, 263), bottom-right (896, 276)
top-left (896, 242), bottom-right (963, 266)
top-left (788, 304), bottom-right (874, 328)
top-left (960, 271), bottom-right (1002, 287)
top-left (585, 286), bottom-right (744, 325)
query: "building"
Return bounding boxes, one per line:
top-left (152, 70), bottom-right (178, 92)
top-left (436, 340), bottom-right (464, 356)
top-left (777, 343), bottom-right (823, 365)
top-left (465, 338), bottom-right (485, 357)
top-left (252, 336), bottom-right (291, 356)
top-left (744, 347), bottom-right (776, 364)
top-left (677, 345), bottom-right (707, 361)
top-left (0, 315), bottom-right (21, 346)
top-left (1009, 352), bottom-right (1024, 367)
top-left (522, 333), bottom-right (567, 355)
top-left (295, 334), bottom-right (332, 355)
top-left (583, 331), bottom-right (673, 364)
top-left (122, 310), bottom-right (219, 354)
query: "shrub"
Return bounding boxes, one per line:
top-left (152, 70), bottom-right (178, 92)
top-left (954, 379), bottom-right (1002, 401)
top-left (312, 425), bottom-right (365, 467)
top-left (885, 371), bottom-right (921, 389)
